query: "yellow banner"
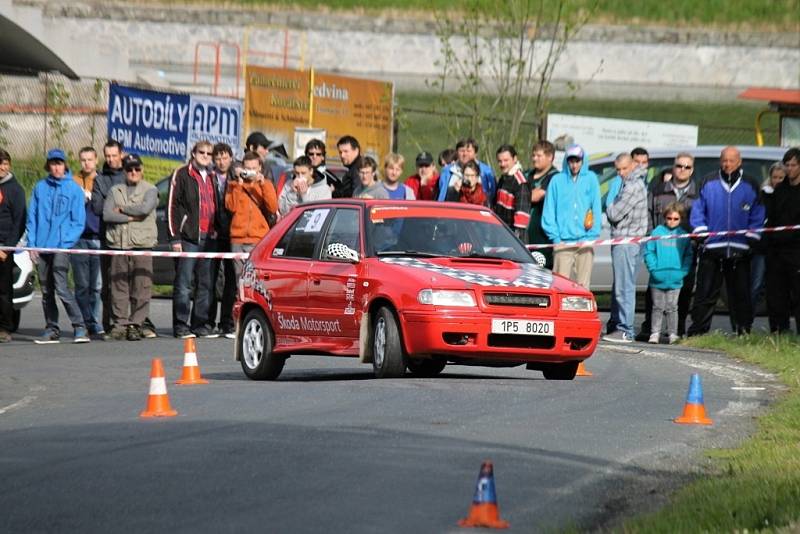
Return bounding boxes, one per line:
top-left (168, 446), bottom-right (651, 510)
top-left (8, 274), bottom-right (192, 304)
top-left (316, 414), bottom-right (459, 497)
top-left (245, 66), bottom-right (394, 164)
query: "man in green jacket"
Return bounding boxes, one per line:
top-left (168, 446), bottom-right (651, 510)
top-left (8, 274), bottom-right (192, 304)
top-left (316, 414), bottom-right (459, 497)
top-left (102, 154), bottom-right (158, 341)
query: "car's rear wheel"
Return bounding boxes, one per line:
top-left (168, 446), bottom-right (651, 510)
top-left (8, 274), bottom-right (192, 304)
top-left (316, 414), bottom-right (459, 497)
top-left (239, 308), bottom-right (284, 380)
top-left (372, 306), bottom-right (406, 379)
top-left (541, 362), bottom-right (579, 381)
top-left (406, 358), bottom-right (446, 377)
top-left (11, 309), bottom-right (20, 333)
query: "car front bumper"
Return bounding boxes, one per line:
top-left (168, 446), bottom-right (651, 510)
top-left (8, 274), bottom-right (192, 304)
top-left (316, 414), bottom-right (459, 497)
top-left (399, 310), bottom-right (601, 363)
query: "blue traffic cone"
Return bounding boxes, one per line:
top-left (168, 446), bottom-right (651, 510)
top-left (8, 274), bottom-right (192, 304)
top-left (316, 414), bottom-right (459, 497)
top-left (674, 373), bottom-right (713, 425)
top-left (458, 461), bottom-right (510, 529)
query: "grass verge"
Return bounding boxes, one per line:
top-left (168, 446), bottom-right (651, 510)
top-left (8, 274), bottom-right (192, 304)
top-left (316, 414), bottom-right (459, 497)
top-left (620, 332), bottom-right (800, 533)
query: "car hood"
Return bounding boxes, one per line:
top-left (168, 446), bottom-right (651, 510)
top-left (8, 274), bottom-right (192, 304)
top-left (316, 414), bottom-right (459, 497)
top-left (376, 257), bottom-right (587, 293)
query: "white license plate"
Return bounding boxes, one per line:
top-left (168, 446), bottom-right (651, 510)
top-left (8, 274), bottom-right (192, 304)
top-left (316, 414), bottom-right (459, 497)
top-left (491, 319), bottom-right (554, 336)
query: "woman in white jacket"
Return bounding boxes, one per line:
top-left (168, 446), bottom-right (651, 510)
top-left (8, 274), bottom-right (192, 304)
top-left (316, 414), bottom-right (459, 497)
top-left (278, 156), bottom-right (333, 217)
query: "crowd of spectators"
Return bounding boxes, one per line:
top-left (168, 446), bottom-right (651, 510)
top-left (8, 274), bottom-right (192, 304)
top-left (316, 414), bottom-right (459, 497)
top-left (0, 135), bottom-right (798, 344)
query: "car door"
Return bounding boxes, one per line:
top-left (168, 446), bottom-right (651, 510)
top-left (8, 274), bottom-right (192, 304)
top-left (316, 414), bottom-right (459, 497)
top-left (306, 207), bottom-right (363, 341)
top-left (267, 207), bottom-right (333, 342)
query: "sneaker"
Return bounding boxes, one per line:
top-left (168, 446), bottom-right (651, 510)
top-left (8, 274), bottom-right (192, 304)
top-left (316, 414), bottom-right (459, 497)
top-left (34, 330), bottom-right (60, 344)
top-left (194, 326), bottom-right (219, 339)
top-left (223, 329), bottom-right (236, 340)
top-left (91, 329), bottom-right (107, 341)
top-left (126, 325), bottom-right (142, 341)
top-left (648, 333), bottom-right (660, 344)
top-left (175, 330), bottom-right (196, 339)
top-left (602, 331), bottom-right (634, 344)
top-left (141, 318), bottom-right (158, 338)
top-left (73, 327), bottom-right (91, 344)
top-left (668, 334), bottom-right (680, 344)
top-left (108, 326), bottom-right (128, 341)
top-left (0, 330), bottom-right (11, 343)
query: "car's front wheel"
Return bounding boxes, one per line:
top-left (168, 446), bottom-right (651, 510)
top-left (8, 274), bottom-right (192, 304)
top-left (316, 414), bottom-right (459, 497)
top-left (406, 358), bottom-right (446, 377)
top-left (372, 306), bottom-right (406, 379)
top-left (541, 362), bottom-right (579, 381)
top-left (239, 309), bottom-right (285, 380)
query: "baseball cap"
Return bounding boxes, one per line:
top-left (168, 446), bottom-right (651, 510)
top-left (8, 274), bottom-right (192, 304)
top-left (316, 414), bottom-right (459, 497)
top-left (565, 145), bottom-right (584, 160)
top-left (415, 151), bottom-right (434, 166)
top-left (122, 153), bottom-right (143, 170)
top-left (46, 148), bottom-right (67, 162)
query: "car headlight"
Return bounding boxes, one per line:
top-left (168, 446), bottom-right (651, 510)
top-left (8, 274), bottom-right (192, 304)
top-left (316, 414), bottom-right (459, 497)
top-left (418, 289), bottom-right (477, 307)
top-left (561, 295), bottom-right (594, 312)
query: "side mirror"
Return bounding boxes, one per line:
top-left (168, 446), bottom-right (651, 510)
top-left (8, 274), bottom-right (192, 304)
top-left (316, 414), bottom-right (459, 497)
top-left (325, 243), bottom-right (360, 263)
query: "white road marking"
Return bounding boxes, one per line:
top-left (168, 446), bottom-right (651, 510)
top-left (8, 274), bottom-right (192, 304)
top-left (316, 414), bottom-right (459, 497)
top-left (0, 395), bottom-right (37, 415)
top-left (731, 386), bottom-right (766, 391)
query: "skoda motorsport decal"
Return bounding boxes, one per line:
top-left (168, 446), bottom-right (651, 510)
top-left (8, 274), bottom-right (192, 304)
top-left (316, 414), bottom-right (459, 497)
top-left (277, 313), bottom-right (342, 335)
top-left (379, 257), bottom-right (553, 289)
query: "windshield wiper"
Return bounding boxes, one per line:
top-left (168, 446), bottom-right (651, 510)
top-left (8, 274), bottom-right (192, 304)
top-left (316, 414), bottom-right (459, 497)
top-left (375, 250), bottom-right (445, 258)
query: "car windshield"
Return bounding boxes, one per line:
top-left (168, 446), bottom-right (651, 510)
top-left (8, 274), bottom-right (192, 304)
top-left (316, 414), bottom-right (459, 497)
top-left (365, 206), bottom-right (533, 263)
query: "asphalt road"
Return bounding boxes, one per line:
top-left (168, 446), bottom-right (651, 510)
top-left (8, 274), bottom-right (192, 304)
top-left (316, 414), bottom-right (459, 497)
top-left (0, 297), bottom-right (780, 533)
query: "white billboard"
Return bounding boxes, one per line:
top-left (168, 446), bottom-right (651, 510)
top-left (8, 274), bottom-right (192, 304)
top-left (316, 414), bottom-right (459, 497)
top-left (546, 113), bottom-right (699, 167)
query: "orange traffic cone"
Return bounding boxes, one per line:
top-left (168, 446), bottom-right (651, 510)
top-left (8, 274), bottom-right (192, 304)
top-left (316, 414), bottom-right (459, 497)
top-left (576, 361), bottom-right (593, 377)
top-left (175, 338), bottom-right (209, 385)
top-left (140, 358), bottom-right (178, 418)
top-left (458, 461), bottom-right (510, 529)
top-left (674, 373), bottom-right (713, 425)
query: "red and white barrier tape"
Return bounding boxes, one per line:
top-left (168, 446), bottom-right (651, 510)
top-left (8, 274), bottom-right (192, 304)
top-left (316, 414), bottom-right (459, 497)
top-left (0, 246), bottom-right (248, 260)
top-left (2, 224), bottom-right (799, 257)
top-left (526, 224), bottom-right (800, 250)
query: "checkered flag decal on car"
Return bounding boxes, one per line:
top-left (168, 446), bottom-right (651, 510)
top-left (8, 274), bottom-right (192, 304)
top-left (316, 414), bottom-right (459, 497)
top-left (379, 258), bottom-right (552, 289)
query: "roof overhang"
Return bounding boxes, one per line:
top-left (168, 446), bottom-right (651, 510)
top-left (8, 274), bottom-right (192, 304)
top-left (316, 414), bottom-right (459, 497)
top-left (0, 13), bottom-right (79, 79)
top-left (738, 87), bottom-right (800, 107)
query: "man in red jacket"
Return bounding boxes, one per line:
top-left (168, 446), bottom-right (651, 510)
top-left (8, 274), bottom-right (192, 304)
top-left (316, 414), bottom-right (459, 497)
top-left (404, 152), bottom-right (440, 201)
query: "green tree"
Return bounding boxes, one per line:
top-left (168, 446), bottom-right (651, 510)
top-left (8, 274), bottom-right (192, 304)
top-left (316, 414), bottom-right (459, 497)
top-left (427, 0), bottom-right (598, 159)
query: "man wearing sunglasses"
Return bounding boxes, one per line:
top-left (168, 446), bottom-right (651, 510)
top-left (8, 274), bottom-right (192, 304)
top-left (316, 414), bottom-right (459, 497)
top-left (102, 154), bottom-right (158, 341)
top-left (638, 152), bottom-right (700, 341)
top-left (167, 140), bottom-right (221, 339)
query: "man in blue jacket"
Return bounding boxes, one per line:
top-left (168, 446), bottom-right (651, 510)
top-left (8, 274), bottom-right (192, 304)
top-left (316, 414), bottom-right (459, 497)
top-left (687, 146), bottom-right (765, 336)
top-left (541, 144), bottom-right (602, 289)
top-left (27, 149), bottom-right (88, 344)
top-left (437, 138), bottom-right (496, 204)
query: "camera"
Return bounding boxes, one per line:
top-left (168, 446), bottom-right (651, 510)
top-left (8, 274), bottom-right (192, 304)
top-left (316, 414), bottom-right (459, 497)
top-left (240, 169), bottom-right (257, 181)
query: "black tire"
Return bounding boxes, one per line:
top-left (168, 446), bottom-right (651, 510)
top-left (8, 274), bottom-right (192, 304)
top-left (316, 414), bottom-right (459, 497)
top-left (11, 309), bottom-right (20, 333)
top-left (406, 358), bottom-right (446, 377)
top-left (372, 306), bottom-right (406, 379)
top-left (238, 308), bottom-right (285, 380)
top-left (542, 362), bottom-right (579, 381)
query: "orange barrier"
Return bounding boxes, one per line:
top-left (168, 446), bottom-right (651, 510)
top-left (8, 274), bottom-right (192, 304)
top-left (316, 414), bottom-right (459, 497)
top-left (140, 358), bottom-right (178, 418)
top-left (176, 339), bottom-right (209, 385)
top-left (458, 461), bottom-right (510, 529)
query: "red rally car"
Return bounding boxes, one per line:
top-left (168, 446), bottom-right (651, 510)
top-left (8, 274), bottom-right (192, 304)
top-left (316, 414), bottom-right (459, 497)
top-left (233, 200), bottom-right (601, 381)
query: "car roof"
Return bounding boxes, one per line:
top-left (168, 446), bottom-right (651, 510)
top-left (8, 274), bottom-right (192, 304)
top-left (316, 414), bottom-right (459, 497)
top-left (589, 145), bottom-right (786, 164)
top-left (301, 199), bottom-right (490, 212)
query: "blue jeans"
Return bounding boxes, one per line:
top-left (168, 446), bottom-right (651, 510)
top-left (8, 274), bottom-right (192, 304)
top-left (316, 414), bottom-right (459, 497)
top-left (70, 238), bottom-right (103, 333)
top-left (610, 243), bottom-right (641, 337)
top-left (38, 253), bottom-right (85, 332)
top-left (172, 237), bottom-right (216, 334)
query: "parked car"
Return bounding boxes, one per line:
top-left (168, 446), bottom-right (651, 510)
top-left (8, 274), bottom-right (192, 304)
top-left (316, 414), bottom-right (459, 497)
top-left (234, 199), bottom-right (601, 381)
top-left (11, 250), bottom-right (34, 332)
top-left (587, 145), bottom-right (786, 293)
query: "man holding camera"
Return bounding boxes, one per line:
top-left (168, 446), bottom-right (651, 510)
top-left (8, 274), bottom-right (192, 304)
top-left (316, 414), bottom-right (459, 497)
top-left (225, 151), bottom-right (278, 283)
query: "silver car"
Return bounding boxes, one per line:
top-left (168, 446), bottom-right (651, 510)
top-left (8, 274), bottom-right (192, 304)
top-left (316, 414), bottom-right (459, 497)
top-left (587, 145), bottom-right (786, 292)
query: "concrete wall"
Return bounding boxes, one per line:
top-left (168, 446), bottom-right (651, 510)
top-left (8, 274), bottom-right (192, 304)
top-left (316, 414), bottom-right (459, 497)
top-left (10, 0), bottom-right (800, 101)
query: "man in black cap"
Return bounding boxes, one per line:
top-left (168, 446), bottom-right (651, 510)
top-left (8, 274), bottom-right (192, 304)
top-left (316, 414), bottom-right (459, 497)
top-left (404, 152), bottom-right (440, 201)
top-left (245, 131), bottom-right (277, 182)
top-left (102, 154), bottom-right (158, 341)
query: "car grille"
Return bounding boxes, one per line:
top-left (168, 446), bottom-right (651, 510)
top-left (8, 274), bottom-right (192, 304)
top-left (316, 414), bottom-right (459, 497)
top-left (487, 334), bottom-right (555, 349)
top-left (484, 293), bottom-right (550, 308)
